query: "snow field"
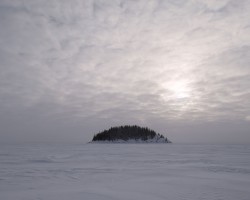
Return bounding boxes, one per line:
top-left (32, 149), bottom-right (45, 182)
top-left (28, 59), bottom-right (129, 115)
top-left (0, 144), bottom-right (250, 200)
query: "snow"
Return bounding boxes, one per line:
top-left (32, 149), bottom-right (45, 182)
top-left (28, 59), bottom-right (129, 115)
top-left (1, 144), bottom-right (250, 200)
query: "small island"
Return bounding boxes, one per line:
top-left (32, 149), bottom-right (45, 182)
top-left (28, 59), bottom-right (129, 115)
top-left (91, 125), bottom-right (171, 143)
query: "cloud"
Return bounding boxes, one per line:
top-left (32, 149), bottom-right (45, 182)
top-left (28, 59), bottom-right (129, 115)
top-left (0, 0), bottom-right (250, 143)
top-left (246, 116), bottom-right (250, 122)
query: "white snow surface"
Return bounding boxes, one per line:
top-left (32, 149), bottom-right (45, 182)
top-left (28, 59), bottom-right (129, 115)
top-left (1, 144), bottom-right (250, 200)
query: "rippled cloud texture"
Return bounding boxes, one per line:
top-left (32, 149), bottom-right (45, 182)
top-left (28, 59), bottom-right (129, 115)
top-left (1, 0), bottom-right (250, 144)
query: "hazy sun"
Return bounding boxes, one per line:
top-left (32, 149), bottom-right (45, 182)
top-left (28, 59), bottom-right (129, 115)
top-left (170, 81), bottom-right (191, 99)
top-left (161, 80), bottom-right (191, 100)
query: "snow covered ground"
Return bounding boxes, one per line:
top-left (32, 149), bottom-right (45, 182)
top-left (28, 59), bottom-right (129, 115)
top-left (1, 144), bottom-right (250, 200)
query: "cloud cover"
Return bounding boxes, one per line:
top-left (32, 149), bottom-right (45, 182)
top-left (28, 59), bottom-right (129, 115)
top-left (0, 0), bottom-right (250, 144)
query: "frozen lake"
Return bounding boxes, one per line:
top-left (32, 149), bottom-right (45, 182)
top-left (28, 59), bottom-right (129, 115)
top-left (1, 144), bottom-right (250, 200)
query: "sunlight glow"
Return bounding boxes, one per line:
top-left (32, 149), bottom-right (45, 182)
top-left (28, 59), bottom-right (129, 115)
top-left (170, 81), bottom-right (191, 99)
top-left (161, 80), bottom-right (192, 101)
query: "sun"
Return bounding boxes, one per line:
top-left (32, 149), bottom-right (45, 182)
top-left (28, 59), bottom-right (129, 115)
top-left (161, 80), bottom-right (192, 101)
top-left (170, 81), bottom-right (191, 99)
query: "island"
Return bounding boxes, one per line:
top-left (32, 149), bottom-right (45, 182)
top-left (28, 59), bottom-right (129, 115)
top-left (91, 125), bottom-right (171, 143)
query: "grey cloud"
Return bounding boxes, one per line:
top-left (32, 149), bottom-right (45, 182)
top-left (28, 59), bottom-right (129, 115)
top-left (1, 0), bottom-right (250, 144)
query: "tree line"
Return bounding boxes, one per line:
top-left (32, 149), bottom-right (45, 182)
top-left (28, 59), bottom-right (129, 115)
top-left (92, 125), bottom-right (167, 141)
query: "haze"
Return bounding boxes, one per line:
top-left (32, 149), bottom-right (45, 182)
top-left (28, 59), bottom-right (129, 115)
top-left (0, 0), bottom-right (250, 144)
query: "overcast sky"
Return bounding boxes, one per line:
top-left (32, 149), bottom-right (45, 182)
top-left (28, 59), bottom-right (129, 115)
top-left (1, 0), bottom-right (250, 144)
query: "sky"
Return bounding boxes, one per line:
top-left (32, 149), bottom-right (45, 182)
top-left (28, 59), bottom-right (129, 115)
top-left (0, 0), bottom-right (250, 144)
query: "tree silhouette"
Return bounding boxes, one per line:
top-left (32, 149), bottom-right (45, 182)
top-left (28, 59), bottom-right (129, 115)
top-left (92, 125), bottom-right (171, 142)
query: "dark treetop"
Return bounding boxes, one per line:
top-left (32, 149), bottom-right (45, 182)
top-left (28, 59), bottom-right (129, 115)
top-left (92, 125), bottom-right (171, 143)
